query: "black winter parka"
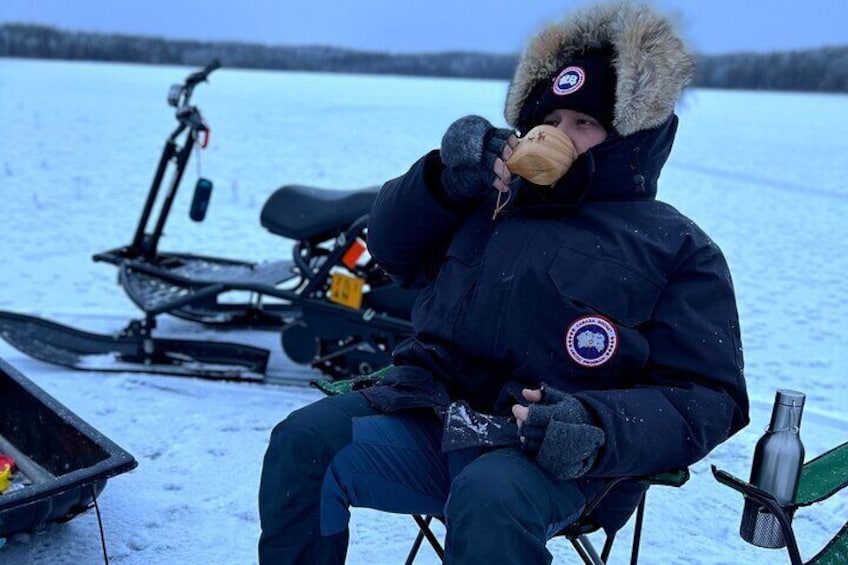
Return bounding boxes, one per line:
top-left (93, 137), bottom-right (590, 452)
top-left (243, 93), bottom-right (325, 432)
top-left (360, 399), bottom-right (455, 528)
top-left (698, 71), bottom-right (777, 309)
top-left (363, 116), bottom-right (749, 527)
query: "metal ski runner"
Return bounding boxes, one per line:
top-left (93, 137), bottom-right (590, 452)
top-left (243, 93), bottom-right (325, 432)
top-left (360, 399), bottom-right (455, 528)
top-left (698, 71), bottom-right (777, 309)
top-left (0, 311), bottom-right (269, 382)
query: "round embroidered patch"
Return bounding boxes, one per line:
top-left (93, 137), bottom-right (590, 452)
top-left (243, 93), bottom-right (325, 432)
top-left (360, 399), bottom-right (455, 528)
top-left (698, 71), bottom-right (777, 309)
top-left (564, 315), bottom-right (618, 367)
top-left (552, 66), bottom-right (586, 96)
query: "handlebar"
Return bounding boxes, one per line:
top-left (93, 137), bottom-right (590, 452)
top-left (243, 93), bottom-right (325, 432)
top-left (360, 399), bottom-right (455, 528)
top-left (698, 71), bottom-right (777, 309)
top-left (186, 59), bottom-right (222, 88)
top-left (168, 59), bottom-right (221, 110)
top-left (166, 59), bottom-right (221, 140)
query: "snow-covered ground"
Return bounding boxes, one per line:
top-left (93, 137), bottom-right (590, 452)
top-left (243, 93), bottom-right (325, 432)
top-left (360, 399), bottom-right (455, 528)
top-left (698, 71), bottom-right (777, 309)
top-left (0, 58), bottom-right (846, 564)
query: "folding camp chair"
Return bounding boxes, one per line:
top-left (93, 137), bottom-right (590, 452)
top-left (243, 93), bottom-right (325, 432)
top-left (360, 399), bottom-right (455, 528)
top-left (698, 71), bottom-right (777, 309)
top-left (402, 469), bottom-right (689, 565)
top-left (713, 439), bottom-right (848, 565)
top-left (313, 373), bottom-right (690, 564)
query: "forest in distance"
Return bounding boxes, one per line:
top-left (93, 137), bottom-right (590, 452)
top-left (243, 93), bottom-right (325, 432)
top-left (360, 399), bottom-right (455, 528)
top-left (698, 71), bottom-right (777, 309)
top-left (1, 23), bottom-right (846, 93)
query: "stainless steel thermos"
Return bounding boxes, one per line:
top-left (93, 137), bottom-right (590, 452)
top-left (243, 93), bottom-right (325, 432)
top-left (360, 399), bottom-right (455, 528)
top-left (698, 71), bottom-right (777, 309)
top-left (739, 389), bottom-right (806, 548)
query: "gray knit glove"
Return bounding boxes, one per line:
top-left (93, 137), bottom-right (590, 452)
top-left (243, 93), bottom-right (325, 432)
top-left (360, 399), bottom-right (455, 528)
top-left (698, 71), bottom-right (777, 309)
top-left (439, 115), bottom-right (512, 205)
top-left (520, 386), bottom-right (605, 481)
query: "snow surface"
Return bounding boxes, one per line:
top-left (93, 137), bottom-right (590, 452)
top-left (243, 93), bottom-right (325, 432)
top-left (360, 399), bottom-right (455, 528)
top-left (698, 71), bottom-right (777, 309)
top-left (0, 58), bottom-right (847, 564)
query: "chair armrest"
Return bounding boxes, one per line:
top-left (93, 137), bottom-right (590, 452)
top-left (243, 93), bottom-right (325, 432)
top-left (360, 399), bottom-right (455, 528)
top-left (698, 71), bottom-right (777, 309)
top-left (311, 365), bottom-right (392, 396)
top-left (711, 465), bottom-right (804, 564)
top-left (711, 465), bottom-right (783, 506)
top-left (640, 468), bottom-right (690, 488)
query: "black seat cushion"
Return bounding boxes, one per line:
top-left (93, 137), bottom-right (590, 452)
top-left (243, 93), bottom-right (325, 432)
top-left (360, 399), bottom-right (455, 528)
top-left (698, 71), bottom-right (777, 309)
top-left (260, 185), bottom-right (379, 242)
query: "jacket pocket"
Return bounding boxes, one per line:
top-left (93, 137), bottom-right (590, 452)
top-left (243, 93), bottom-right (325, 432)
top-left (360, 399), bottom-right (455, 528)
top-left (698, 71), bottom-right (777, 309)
top-left (412, 231), bottom-right (483, 338)
top-left (547, 246), bottom-right (662, 328)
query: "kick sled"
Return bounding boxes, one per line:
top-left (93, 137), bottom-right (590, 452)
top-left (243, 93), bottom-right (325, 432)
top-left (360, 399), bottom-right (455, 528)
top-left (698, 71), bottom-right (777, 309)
top-left (0, 60), bottom-right (417, 383)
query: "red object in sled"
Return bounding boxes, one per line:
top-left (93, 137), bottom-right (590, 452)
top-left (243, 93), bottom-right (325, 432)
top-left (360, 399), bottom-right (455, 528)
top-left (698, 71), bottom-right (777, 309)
top-left (0, 454), bottom-right (13, 493)
top-left (0, 454), bottom-right (14, 471)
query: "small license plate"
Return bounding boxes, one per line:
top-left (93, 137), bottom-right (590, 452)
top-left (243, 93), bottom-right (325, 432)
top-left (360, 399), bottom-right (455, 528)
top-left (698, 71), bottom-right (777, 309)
top-left (329, 272), bottom-right (365, 309)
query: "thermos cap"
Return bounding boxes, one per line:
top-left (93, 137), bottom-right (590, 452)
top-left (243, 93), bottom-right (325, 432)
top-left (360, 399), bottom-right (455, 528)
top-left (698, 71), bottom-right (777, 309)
top-left (775, 390), bottom-right (805, 407)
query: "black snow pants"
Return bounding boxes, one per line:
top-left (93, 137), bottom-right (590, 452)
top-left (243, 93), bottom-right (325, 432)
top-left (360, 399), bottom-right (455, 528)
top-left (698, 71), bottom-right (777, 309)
top-left (258, 392), bottom-right (586, 564)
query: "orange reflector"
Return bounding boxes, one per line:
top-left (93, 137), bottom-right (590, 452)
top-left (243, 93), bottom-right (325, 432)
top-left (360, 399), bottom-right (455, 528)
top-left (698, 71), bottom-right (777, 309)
top-left (342, 238), bottom-right (367, 270)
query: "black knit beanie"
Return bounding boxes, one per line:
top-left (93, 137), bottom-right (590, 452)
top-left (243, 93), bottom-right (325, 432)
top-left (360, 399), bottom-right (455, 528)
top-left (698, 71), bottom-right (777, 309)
top-left (523, 47), bottom-right (617, 132)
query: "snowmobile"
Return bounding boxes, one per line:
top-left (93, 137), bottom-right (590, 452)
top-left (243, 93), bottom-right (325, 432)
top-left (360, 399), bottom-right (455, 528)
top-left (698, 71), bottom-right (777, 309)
top-left (0, 60), bottom-right (416, 384)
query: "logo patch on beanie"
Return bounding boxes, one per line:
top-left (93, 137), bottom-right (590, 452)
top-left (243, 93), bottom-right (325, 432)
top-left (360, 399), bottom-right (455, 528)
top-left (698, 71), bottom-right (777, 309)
top-left (564, 315), bottom-right (618, 367)
top-left (553, 66), bottom-right (586, 96)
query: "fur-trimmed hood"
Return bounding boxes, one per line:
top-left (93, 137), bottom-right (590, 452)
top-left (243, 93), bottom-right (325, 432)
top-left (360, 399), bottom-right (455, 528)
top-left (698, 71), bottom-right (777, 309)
top-left (504, 1), bottom-right (694, 137)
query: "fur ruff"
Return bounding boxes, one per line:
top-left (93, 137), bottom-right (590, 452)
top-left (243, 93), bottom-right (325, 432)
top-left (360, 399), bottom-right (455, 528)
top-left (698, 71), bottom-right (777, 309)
top-left (504, 0), bottom-right (695, 137)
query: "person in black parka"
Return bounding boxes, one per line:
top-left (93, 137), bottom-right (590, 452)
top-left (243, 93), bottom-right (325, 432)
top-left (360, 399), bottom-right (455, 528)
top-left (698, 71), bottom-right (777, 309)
top-left (258, 2), bottom-right (749, 563)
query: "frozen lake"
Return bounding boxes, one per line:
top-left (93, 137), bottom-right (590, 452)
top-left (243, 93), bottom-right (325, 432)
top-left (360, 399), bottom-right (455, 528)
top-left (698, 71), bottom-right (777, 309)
top-left (0, 58), bottom-right (847, 564)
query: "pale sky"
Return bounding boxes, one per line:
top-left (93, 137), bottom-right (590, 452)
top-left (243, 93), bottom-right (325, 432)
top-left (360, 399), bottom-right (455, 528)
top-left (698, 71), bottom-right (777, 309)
top-left (1, 0), bottom-right (845, 55)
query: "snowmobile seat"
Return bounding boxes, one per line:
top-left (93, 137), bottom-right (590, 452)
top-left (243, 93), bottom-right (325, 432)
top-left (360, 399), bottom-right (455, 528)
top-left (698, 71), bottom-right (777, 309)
top-left (312, 372), bottom-right (691, 565)
top-left (713, 439), bottom-right (848, 565)
top-left (260, 185), bottom-right (380, 243)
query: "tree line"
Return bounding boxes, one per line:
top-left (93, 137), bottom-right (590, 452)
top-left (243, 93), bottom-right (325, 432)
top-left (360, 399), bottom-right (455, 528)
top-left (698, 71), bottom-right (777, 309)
top-left (1, 24), bottom-right (846, 93)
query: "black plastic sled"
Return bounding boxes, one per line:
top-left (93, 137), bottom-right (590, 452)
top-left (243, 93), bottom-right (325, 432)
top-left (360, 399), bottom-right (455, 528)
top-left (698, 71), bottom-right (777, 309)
top-left (0, 357), bottom-right (137, 538)
top-left (0, 60), bottom-right (417, 382)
